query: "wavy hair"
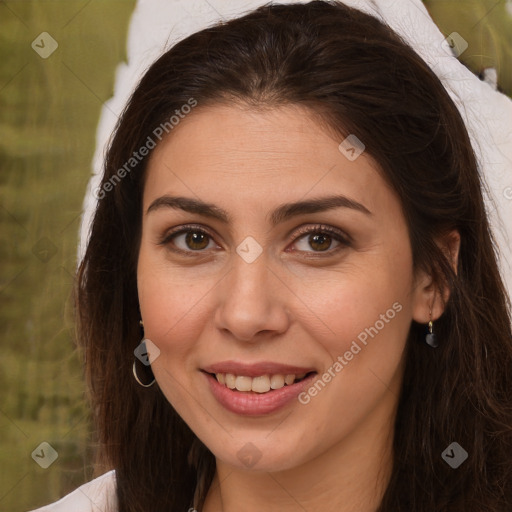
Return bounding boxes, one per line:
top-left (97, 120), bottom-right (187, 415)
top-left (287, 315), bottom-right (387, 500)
top-left (76, 1), bottom-right (512, 510)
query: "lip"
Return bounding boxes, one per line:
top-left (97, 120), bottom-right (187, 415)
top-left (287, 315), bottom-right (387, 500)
top-left (202, 360), bottom-right (316, 378)
top-left (201, 368), bottom-right (318, 416)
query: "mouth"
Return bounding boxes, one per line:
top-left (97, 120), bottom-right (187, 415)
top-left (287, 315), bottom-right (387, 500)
top-left (200, 363), bottom-right (319, 416)
top-left (202, 370), bottom-right (317, 393)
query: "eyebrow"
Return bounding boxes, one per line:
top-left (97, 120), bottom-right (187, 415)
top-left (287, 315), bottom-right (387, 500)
top-left (146, 194), bottom-right (372, 225)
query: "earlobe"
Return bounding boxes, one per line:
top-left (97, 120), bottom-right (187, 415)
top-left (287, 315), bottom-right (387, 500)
top-left (411, 270), bottom-right (442, 324)
top-left (411, 229), bottom-right (460, 324)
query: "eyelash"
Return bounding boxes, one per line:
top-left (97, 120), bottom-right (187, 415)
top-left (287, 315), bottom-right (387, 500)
top-left (159, 223), bottom-right (351, 257)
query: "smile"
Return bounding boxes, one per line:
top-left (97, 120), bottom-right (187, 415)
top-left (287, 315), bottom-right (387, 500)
top-left (212, 372), bottom-right (313, 393)
top-left (200, 361), bottom-right (318, 415)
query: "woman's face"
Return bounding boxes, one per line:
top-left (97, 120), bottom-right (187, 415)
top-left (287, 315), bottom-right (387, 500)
top-left (137, 104), bottom-right (428, 472)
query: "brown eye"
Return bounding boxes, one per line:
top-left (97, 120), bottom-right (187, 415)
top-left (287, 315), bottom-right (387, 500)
top-left (291, 225), bottom-right (350, 255)
top-left (161, 227), bottom-right (217, 253)
top-left (185, 231), bottom-right (210, 250)
top-left (308, 233), bottom-right (332, 251)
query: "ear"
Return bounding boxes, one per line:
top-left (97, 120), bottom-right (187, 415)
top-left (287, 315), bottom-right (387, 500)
top-left (411, 229), bottom-right (460, 323)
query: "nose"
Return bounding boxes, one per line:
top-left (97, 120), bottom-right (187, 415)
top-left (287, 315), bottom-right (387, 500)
top-left (214, 252), bottom-right (291, 343)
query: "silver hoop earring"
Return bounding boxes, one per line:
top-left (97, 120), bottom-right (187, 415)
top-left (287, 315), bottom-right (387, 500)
top-left (132, 359), bottom-right (155, 387)
top-left (133, 323), bottom-right (156, 387)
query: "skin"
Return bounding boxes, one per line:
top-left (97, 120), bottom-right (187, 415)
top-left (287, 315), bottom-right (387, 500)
top-left (137, 103), bottom-right (459, 512)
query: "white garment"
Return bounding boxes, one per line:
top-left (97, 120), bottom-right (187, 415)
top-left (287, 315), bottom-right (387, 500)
top-left (28, 471), bottom-right (117, 512)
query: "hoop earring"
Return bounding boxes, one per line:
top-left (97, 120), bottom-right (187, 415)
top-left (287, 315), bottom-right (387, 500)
top-left (133, 358), bottom-right (155, 387)
top-left (133, 322), bottom-right (156, 387)
top-left (425, 308), bottom-right (439, 348)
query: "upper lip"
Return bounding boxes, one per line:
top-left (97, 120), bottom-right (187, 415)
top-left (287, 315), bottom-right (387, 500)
top-left (202, 360), bottom-right (317, 377)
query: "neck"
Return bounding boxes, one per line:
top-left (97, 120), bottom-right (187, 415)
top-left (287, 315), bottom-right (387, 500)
top-left (202, 396), bottom-right (397, 512)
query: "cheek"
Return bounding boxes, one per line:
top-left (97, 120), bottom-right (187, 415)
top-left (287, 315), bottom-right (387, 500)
top-left (137, 248), bottom-right (213, 364)
top-left (291, 253), bottom-right (413, 416)
top-left (287, 273), bottom-right (411, 452)
top-left (294, 253), bottom-right (413, 350)
top-left (137, 259), bottom-right (214, 412)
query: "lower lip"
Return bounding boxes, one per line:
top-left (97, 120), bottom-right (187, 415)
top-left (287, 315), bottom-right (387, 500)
top-left (202, 371), bottom-right (317, 416)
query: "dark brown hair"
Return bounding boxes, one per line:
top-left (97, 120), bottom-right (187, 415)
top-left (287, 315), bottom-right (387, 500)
top-left (76, 1), bottom-right (512, 511)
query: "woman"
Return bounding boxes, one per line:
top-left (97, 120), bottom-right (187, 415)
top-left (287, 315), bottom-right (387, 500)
top-left (32, 1), bottom-right (512, 511)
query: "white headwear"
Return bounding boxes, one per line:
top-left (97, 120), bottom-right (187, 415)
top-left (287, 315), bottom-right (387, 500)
top-left (79, 0), bottom-right (512, 299)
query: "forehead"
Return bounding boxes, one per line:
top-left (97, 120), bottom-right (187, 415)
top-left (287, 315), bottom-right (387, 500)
top-left (143, 104), bottom-right (394, 217)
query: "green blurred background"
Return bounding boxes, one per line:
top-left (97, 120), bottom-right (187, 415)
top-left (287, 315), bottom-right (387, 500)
top-left (0, 1), bottom-right (510, 510)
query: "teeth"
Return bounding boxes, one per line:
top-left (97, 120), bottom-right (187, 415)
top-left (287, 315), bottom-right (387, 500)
top-left (252, 375), bottom-right (271, 393)
top-left (235, 376), bottom-right (252, 392)
top-left (225, 373), bottom-right (236, 389)
top-left (215, 372), bottom-right (310, 392)
top-left (270, 374), bottom-right (285, 389)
